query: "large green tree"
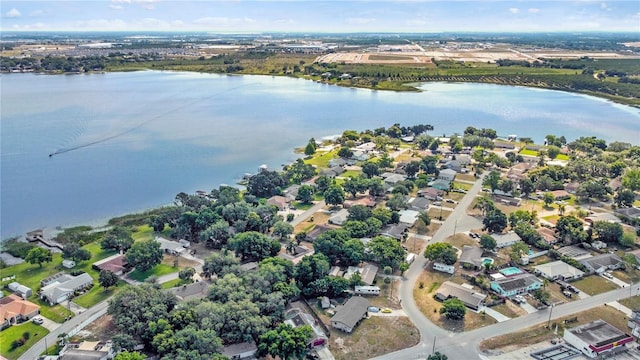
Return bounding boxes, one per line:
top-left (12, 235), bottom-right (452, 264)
top-left (25, 247), bottom-right (52, 268)
top-left (125, 239), bottom-right (163, 272)
top-left (257, 323), bottom-right (313, 360)
top-left (368, 236), bottom-right (406, 269)
top-left (99, 270), bottom-right (119, 291)
top-left (230, 231), bottom-right (281, 262)
top-left (324, 185), bottom-right (346, 206)
top-left (440, 298), bottom-right (466, 320)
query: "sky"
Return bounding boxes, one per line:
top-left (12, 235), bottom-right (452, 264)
top-left (1, 0), bottom-right (639, 33)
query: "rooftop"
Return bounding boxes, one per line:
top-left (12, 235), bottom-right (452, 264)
top-left (566, 320), bottom-right (632, 347)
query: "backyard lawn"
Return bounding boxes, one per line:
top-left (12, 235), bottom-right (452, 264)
top-left (73, 280), bottom-right (125, 308)
top-left (0, 322), bottom-right (49, 360)
top-left (127, 262), bottom-right (178, 282)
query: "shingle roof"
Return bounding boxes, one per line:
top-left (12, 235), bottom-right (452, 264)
top-left (331, 297), bottom-right (369, 329)
top-left (435, 281), bottom-right (486, 309)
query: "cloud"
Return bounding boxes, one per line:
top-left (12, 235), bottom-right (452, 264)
top-left (110, 5), bottom-right (124, 10)
top-left (528, 8), bottom-right (540, 14)
top-left (600, 2), bottom-right (611, 11)
top-left (5, 8), bottom-right (21, 18)
top-left (509, 8), bottom-right (520, 14)
top-left (346, 17), bottom-right (376, 25)
top-left (111, 0), bottom-right (159, 10)
top-left (193, 17), bottom-right (255, 27)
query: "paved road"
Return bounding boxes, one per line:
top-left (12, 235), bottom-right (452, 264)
top-left (373, 173), bottom-right (640, 360)
top-left (19, 300), bottom-right (110, 360)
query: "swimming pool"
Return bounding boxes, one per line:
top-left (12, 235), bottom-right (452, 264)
top-left (482, 258), bottom-right (494, 266)
top-left (500, 267), bottom-right (524, 276)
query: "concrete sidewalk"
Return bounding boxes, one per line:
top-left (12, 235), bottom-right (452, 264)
top-left (478, 306), bottom-right (511, 322)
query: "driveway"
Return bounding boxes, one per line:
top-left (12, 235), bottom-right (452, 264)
top-left (602, 273), bottom-right (629, 288)
top-left (369, 309), bottom-right (407, 317)
top-left (478, 306), bottom-right (510, 322)
top-left (36, 316), bottom-right (61, 332)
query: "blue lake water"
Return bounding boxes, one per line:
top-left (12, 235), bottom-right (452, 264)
top-left (2, 71), bottom-right (639, 238)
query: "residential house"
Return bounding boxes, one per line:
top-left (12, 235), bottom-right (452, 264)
top-left (0, 294), bottom-right (40, 328)
top-left (438, 169), bottom-right (457, 182)
top-left (40, 273), bottom-right (93, 305)
top-left (7, 282), bottom-right (32, 298)
top-left (283, 184), bottom-right (301, 201)
top-left (444, 159), bottom-right (463, 173)
top-left (92, 254), bottom-right (127, 276)
top-left (429, 179), bottom-right (451, 191)
top-left (490, 273), bottom-right (542, 297)
top-left (408, 197), bottom-right (430, 211)
top-left (459, 246), bottom-right (485, 270)
top-left (434, 281), bottom-right (487, 310)
top-left (507, 162), bottom-right (532, 182)
top-left (585, 212), bottom-right (621, 224)
top-left (168, 281), bottom-right (209, 301)
top-left (564, 320), bottom-right (633, 359)
top-left (306, 224), bottom-right (334, 242)
top-left (328, 158), bottom-right (347, 168)
top-left (398, 209), bottom-right (419, 226)
top-left (155, 236), bottom-right (185, 255)
top-left (351, 150), bottom-right (370, 161)
top-left (533, 261), bottom-right (585, 281)
top-left (321, 166), bottom-right (346, 178)
top-left (221, 341), bottom-right (258, 360)
top-left (266, 195), bottom-right (290, 211)
top-left (537, 227), bottom-right (558, 246)
top-left (359, 263), bottom-right (379, 285)
top-left (418, 187), bottom-right (443, 201)
top-left (380, 223), bottom-right (409, 240)
top-left (580, 254), bottom-right (624, 274)
top-left (355, 142), bottom-right (376, 152)
top-left (331, 297), bottom-right (369, 333)
top-left (343, 196), bottom-right (377, 208)
top-left (62, 260), bottom-right (76, 269)
top-left (616, 207), bottom-right (640, 220)
top-left (328, 209), bottom-right (349, 226)
top-left (382, 173), bottom-right (407, 186)
top-left (492, 232), bottom-right (522, 248)
top-left (285, 306), bottom-right (328, 347)
top-left (59, 341), bottom-right (114, 360)
top-left (493, 141), bottom-right (516, 150)
top-left (329, 266), bottom-right (343, 277)
top-left (556, 245), bottom-right (592, 260)
top-left (551, 190), bottom-right (571, 201)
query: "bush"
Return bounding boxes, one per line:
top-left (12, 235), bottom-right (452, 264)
top-left (22, 331), bottom-right (30, 340)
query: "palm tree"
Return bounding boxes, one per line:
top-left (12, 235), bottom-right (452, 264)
top-left (558, 203), bottom-right (566, 216)
top-left (417, 211), bottom-right (431, 227)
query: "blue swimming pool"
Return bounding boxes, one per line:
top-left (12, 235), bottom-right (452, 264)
top-left (500, 267), bottom-right (524, 276)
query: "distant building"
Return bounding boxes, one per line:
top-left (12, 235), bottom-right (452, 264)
top-left (492, 232), bottom-right (522, 248)
top-left (563, 320), bottom-right (633, 358)
top-left (438, 169), bottom-right (457, 182)
top-left (331, 297), bottom-right (369, 333)
top-left (168, 281), bottom-right (209, 301)
top-left (221, 341), bottom-right (258, 360)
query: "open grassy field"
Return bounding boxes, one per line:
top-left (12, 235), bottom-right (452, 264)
top-left (0, 322), bottom-right (49, 360)
top-left (303, 149), bottom-right (339, 168)
top-left (127, 262), bottom-right (177, 282)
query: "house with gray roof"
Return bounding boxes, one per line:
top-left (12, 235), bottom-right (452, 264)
top-left (398, 209), bottom-right (419, 225)
top-left (429, 179), bottom-right (451, 191)
top-left (221, 341), bottom-right (258, 360)
top-left (331, 297), bottom-right (369, 333)
top-left (7, 282), bottom-right (32, 299)
top-left (492, 232), bottom-right (522, 248)
top-left (533, 261), bottom-right (585, 281)
top-left (435, 281), bottom-right (487, 310)
top-left (580, 254), bottom-right (624, 274)
top-left (328, 209), bottom-right (349, 226)
top-left (155, 236), bottom-right (185, 255)
top-left (380, 223), bottom-right (409, 240)
top-left (438, 169), bottom-right (457, 182)
top-left (409, 197), bottom-right (430, 211)
top-left (40, 273), bottom-right (93, 305)
top-left (459, 246), bottom-right (485, 270)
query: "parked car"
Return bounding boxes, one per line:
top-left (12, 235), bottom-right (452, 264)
top-left (381, 308), bottom-right (392, 313)
top-left (562, 291), bottom-right (573, 298)
top-left (433, 201), bottom-right (442, 206)
top-left (368, 306), bottom-right (380, 313)
top-left (445, 199), bottom-right (456, 204)
top-left (32, 317), bottom-right (44, 325)
top-left (603, 272), bottom-right (614, 279)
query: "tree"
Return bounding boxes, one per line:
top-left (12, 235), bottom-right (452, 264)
top-left (99, 270), bottom-right (119, 291)
top-left (296, 184), bottom-right (315, 204)
top-left (543, 192), bottom-right (555, 207)
top-left (324, 185), bottom-right (345, 207)
top-left (417, 211), bottom-right (431, 227)
top-left (483, 171), bottom-right (501, 192)
top-left (114, 351), bottom-right (145, 360)
top-left (200, 220), bottom-right (231, 249)
top-left (427, 352), bottom-right (448, 360)
top-left (125, 239), bottom-right (163, 272)
top-left (592, 221), bottom-right (623, 244)
top-left (348, 204), bottom-right (373, 221)
top-left (519, 178), bottom-right (535, 198)
top-left (101, 230), bottom-right (134, 252)
top-left (532, 289), bottom-right (550, 304)
top-left (508, 210), bottom-right (536, 229)
top-left (405, 161), bottom-right (421, 178)
top-left (423, 243), bottom-right (457, 265)
top-left (483, 209), bottom-right (508, 233)
top-left (440, 298), bottom-right (466, 320)
top-left (178, 267), bottom-right (196, 282)
top-left (202, 251), bottom-right (241, 278)
top-left (62, 243), bottom-right (92, 262)
top-left (362, 161), bottom-right (380, 178)
top-left (556, 216), bottom-right (588, 244)
top-left (295, 253), bottom-right (330, 287)
top-left (368, 236), bottom-right (406, 269)
top-left (615, 189), bottom-right (635, 208)
top-left (509, 242), bottom-right (529, 262)
top-left (230, 231), bottom-right (281, 262)
top-left (480, 234), bottom-right (497, 251)
top-left (337, 147), bottom-right (353, 159)
top-left (257, 323), bottom-right (313, 360)
top-left (622, 168), bottom-right (640, 191)
top-left (272, 221), bottom-right (294, 241)
top-left (386, 193), bottom-right (408, 211)
top-left (620, 232), bottom-right (636, 248)
top-left (25, 247), bottom-right (52, 268)
top-left (304, 138), bottom-right (316, 156)
top-left (246, 170), bottom-right (287, 198)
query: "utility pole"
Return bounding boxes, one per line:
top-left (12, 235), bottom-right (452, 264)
top-left (547, 303), bottom-right (554, 329)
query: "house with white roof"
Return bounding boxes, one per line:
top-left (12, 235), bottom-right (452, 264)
top-left (40, 273), bottom-right (93, 305)
top-left (533, 261), bottom-right (585, 281)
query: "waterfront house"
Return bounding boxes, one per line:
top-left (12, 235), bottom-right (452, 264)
top-left (155, 236), bottom-right (185, 255)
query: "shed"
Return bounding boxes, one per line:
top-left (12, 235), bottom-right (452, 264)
top-left (7, 282), bottom-right (32, 298)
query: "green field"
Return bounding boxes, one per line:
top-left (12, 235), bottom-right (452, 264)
top-left (0, 322), bottom-right (49, 360)
top-left (519, 149), bottom-right (539, 156)
top-left (127, 263), bottom-right (177, 282)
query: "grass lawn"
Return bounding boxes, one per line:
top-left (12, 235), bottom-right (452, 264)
top-left (291, 201), bottom-right (314, 210)
top-left (32, 298), bottom-right (74, 323)
top-left (492, 302), bottom-right (527, 318)
top-left (0, 322), bottom-right (50, 360)
top-left (304, 149), bottom-right (339, 168)
top-left (127, 263), bottom-right (177, 282)
top-left (131, 224), bottom-right (155, 242)
top-left (612, 268), bottom-right (640, 285)
top-left (0, 254), bottom-right (65, 292)
top-left (519, 149), bottom-right (539, 157)
top-left (619, 296), bottom-right (640, 310)
top-left (571, 275), bottom-right (620, 296)
top-left (328, 316), bottom-right (419, 360)
top-left (428, 207), bottom-right (450, 222)
top-left (452, 181), bottom-right (472, 191)
top-left (293, 211), bottom-right (331, 234)
top-left (340, 170), bottom-right (361, 178)
top-left (480, 305), bottom-right (629, 352)
top-left (161, 278), bottom-right (185, 289)
top-left (554, 154), bottom-right (570, 161)
top-left (445, 233), bottom-right (477, 249)
top-left (73, 281), bottom-right (125, 308)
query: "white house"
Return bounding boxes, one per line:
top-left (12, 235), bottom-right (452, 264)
top-left (564, 320), bottom-right (633, 358)
top-left (533, 261), bottom-right (584, 281)
top-left (438, 169), bottom-right (457, 182)
top-left (492, 232), bottom-right (522, 248)
top-left (40, 273), bottom-right (93, 305)
top-left (433, 262), bottom-right (455, 274)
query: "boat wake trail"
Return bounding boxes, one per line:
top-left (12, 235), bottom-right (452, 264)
top-left (49, 83), bottom-right (246, 158)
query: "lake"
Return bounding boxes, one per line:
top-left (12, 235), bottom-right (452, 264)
top-left (2, 71), bottom-right (639, 239)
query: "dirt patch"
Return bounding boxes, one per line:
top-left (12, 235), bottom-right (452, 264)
top-left (81, 315), bottom-right (119, 342)
top-left (294, 211), bottom-right (331, 234)
top-left (161, 254), bottom-right (200, 268)
top-left (328, 316), bottom-right (420, 360)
